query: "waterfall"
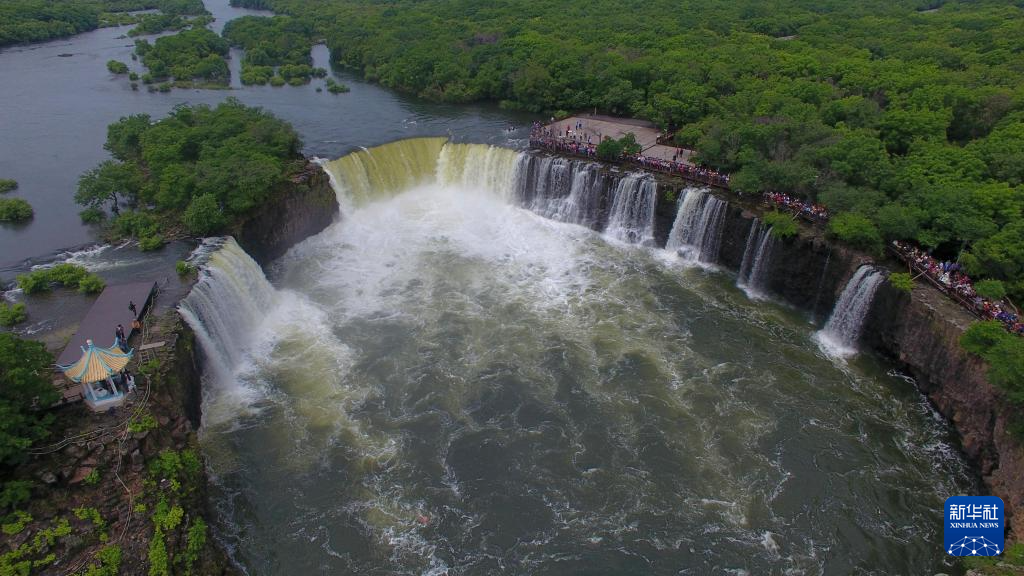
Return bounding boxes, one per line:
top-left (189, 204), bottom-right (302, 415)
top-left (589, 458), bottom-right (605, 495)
top-left (816, 265), bottom-right (885, 357)
top-left (437, 142), bottom-right (525, 201)
top-left (517, 155), bottom-right (607, 228)
top-left (737, 219), bottom-right (776, 297)
top-left (604, 173), bottom-right (657, 245)
top-left (665, 188), bottom-right (728, 263)
top-left (320, 137), bottom-right (447, 205)
top-left (178, 237), bottom-right (275, 404)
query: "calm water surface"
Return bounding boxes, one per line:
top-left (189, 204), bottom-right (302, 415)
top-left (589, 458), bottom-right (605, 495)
top-left (0, 0), bottom-right (531, 269)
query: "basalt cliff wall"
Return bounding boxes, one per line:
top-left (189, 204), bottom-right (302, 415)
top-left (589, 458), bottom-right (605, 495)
top-left (648, 170), bottom-right (1024, 538)
top-left (234, 162), bottom-right (339, 267)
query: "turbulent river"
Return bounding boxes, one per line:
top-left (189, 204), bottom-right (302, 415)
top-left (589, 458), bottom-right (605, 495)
top-left (182, 139), bottom-right (971, 575)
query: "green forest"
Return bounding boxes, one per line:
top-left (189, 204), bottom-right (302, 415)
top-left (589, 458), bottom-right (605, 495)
top-left (76, 100), bottom-right (304, 244)
top-left (0, 0), bottom-right (206, 46)
top-left (226, 0), bottom-right (1024, 299)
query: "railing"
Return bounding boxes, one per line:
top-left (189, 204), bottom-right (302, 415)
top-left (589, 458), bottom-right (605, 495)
top-left (888, 245), bottom-right (1010, 328)
top-left (528, 137), bottom-right (731, 189)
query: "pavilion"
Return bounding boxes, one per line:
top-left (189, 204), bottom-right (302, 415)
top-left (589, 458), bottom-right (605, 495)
top-left (58, 339), bottom-right (134, 412)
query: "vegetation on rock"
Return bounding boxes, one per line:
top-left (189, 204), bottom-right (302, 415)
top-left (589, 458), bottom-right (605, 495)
top-left (0, 180), bottom-right (17, 194)
top-left (76, 100), bottom-right (302, 240)
top-left (762, 211), bottom-right (798, 240)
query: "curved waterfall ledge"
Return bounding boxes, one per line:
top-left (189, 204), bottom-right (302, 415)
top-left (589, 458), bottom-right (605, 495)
top-left (176, 140), bottom-right (1023, 570)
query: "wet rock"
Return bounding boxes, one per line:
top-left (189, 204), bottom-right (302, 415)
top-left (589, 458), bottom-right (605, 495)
top-left (37, 470), bottom-right (58, 485)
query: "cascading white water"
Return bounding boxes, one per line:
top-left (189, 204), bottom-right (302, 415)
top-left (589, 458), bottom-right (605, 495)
top-left (737, 218), bottom-right (776, 298)
top-left (816, 265), bottom-right (885, 357)
top-left (604, 173), bottom-right (657, 245)
top-left (437, 142), bottom-right (525, 202)
top-left (193, 139), bottom-right (970, 576)
top-left (665, 187), bottom-right (728, 263)
top-left (178, 238), bottom-right (276, 425)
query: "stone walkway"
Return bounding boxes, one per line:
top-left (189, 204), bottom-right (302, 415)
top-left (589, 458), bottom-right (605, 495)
top-left (543, 114), bottom-right (696, 165)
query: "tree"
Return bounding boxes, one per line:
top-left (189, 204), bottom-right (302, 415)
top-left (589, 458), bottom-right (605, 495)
top-left (105, 114), bottom-right (152, 162)
top-left (828, 212), bottom-right (883, 254)
top-left (0, 333), bottom-right (58, 467)
top-left (183, 193), bottom-right (226, 235)
top-left (75, 161), bottom-right (143, 215)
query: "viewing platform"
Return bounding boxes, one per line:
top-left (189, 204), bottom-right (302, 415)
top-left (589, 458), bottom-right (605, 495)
top-left (53, 281), bottom-right (157, 406)
top-left (530, 114), bottom-right (730, 189)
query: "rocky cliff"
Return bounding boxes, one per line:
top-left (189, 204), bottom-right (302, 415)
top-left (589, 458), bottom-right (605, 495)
top-left (646, 172), bottom-right (1024, 538)
top-left (234, 162), bottom-right (338, 267)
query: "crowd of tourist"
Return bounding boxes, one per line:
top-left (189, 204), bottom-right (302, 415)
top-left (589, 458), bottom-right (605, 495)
top-left (529, 121), bottom-right (1021, 335)
top-left (528, 122), bottom-right (730, 188)
top-left (891, 240), bottom-right (1024, 335)
top-left (763, 192), bottom-right (829, 223)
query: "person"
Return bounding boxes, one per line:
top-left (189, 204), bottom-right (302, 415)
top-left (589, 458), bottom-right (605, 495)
top-left (129, 300), bottom-right (137, 317)
top-left (124, 369), bottom-right (136, 393)
top-left (132, 318), bottom-right (142, 332)
top-left (115, 324), bottom-right (126, 346)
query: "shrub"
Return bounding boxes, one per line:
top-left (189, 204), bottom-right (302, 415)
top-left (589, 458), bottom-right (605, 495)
top-left (82, 545), bottom-right (122, 576)
top-left (0, 198), bottom-right (33, 222)
top-left (327, 82), bottom-right (349, 94)
top-left (148, 528), bottom-right (169, 576)
top-left (762, 210), bottom-right (798, 239)
top-left (827, 212), bottom-right (883, 255)
top-left (961, 321), bottom-right (1024, 405)
top-left (83, 469), bottom-right (100, 486)
top-left (138, 234), bottom-right (165, 251)
top-left (48, 263), bottom-right (88, 286)
top-left (106, 60), bottom-right (129, 74)
top-left (79, 207), bottom-right (106, 224)
top-left (0, 303), bottom-right (27, 327)
top-left (129, 72), bottom-right (139, 81)
top-left (269, 75), bottom-right (286, 87)
top-left (961, 321), bottom-right (1008, 356)
top-left (79, 274), bottom-right (105, 294)
top-left (2, 511), bottom-right (32, 536)
top-left (888, 272), bottom-right (913, 294)
top-left (16, 271), bottom-right (51, 294)
top-left (596, 137), bottom-right (625, 161)
top-left (0, 481), bottom-right (32, 511)
top-left (0, 179), bottom-right (17, 193)
top-left (175, 260), bottom-right (194, 276)
top-left (127, 413), bottom-right (158, 433)
top-left (974, 279), bottom-right (1007, 301)
top-left (16, 263), bottom-right (97, 294)
top-left (182, 193), bottom-right (225, 235)
top-left (184, 517), bottom-right (207, 576)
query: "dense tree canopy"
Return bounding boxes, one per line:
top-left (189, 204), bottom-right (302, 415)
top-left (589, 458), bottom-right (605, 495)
top-left (134, 27), bottom-right (230, 87)
top-left (227, 0), bottom-right (1024, 297)
top-left (76, 100), bottom-right (303, 238)
top-left (0, 333), bottom-right (58, 468)
top-left (0, 0), bottom-right (206, 47)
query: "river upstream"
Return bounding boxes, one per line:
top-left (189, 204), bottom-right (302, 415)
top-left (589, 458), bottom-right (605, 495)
top-left (0, 2), bottom-right (974, 575)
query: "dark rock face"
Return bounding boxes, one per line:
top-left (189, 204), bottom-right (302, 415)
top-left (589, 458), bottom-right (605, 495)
top-left (639, 169), bottom-right (1024, 537)
top-left (235, 163), bottom-right (339, 267)
top-left (865, 281), bottom-right (1024, 537)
